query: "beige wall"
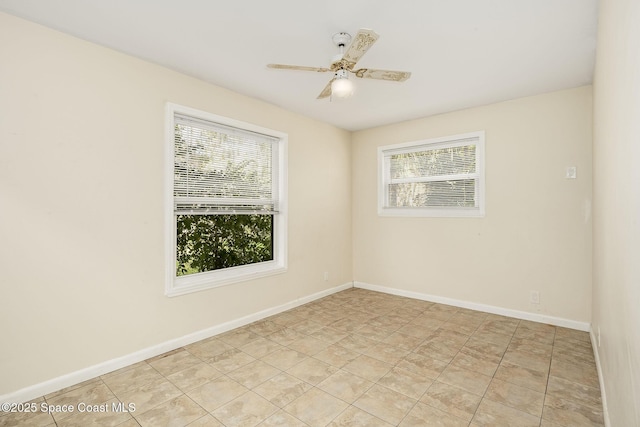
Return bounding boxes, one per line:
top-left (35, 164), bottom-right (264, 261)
top-left (352, 86), bottom-right (593, 322)
top-left (0, 12), bottom-right (352, 395)
top-left (592, 0), bottom-right (640, 425)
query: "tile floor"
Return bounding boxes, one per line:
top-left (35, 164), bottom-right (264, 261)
top-left (1, 288), bottom-right (605, 426)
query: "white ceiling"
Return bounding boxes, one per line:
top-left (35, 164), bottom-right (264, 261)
top-left (0, 0), bottom-right (598, 131)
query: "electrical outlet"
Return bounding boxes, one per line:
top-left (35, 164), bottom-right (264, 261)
top-left (323, 272), bottom-right (329, 282)
top-left (530, 291), bottom-right (540, 304)
top-left (566, 166), bottom-right (577, 179)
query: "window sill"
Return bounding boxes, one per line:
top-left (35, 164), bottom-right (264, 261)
top-left (378, 207), bottom-right (485, 218)
top-left (166, 261), bottom-right (287, 297)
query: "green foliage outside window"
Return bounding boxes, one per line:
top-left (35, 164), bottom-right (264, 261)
top-left (176, 214), bottom-right (273, 276)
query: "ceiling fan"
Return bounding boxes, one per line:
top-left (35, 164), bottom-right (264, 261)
top-left (267, 29), bottom-right (411, 99)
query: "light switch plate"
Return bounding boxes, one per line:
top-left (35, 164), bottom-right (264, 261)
top-left (566, 166), bottom-right (577, 179)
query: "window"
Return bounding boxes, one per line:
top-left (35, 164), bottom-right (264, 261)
top-left (378, 131), bottom-right (485, 217)
top-left (165, 104), bottom-right (287, 296)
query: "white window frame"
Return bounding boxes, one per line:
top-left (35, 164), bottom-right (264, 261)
top-left (378, 131), bottom-right (485, 218)
top-left (165, 103), bottom-right (287, 297)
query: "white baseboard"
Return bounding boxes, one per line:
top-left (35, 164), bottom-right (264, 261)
top-left (354, 281), bottom-right (591, 331)
top-left (590, 328), bottom-right (611, 427)
top-left (1, 282), bottom-right (353, 404)
top-left (3, 280), bottom-right (594, 404)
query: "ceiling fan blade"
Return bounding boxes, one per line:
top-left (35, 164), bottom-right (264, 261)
top-left (342, 29), bottom-right (379, 67)
top-left (267, 64), bottom-right (331, 73)
top-left (353, 68), bottom-right (411, 82)
top-left (317, 79), bottom-right (334, 99)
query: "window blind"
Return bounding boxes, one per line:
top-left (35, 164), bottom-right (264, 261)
top-left (174, 114), bottom-right (279, 215)
top-left (384, 138), bottom-right (479, 209)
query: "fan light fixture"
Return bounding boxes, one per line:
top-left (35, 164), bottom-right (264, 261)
top-left (331, 69), bottom-right (354, 98)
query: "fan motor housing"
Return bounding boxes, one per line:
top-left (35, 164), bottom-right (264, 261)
top-left (332, 32), bottom-right (352, 48)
